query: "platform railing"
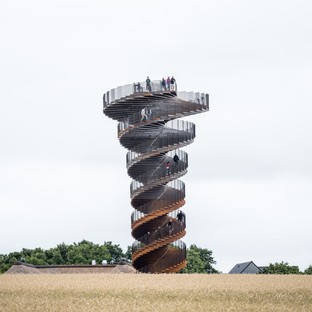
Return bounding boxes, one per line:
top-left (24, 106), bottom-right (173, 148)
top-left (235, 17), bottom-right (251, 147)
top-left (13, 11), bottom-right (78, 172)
top-left (103, 81), bottom-right (208, 110)
top-left (103, 80), bottom-right (177, 108)
top-left (133, 80), bottom-right (177, 94)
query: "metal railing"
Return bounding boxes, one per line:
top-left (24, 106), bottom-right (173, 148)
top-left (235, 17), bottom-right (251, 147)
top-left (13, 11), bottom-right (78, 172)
top-left (103, 80), bottom-right (208, 110)
top-left (132, 220), bottom-right (186, 253)
top-left (127, 149), bottom-right (188, 184)
top-left (126, 149), bottom-right (187, 170)
top-left (131, 177), bottom-right (185, 202)
top-left (133, 80), bottom-right (177, 93)
top-left (139, 240), bottom-right (186, 273)
top-left (131, 180), bottom-right (185, 224)
top-left (120, 119), bottom-right (195, 155)
top-left (103, 80), bottom-right (176, 108)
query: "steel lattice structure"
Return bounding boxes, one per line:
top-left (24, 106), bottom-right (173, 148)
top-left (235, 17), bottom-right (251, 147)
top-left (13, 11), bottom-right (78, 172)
top-left (103, 79), bottom-right (209, 273)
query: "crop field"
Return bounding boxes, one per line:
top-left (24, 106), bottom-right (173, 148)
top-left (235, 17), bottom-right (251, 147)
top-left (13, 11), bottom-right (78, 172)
top-left (0, 274), bottom-right (311, 311)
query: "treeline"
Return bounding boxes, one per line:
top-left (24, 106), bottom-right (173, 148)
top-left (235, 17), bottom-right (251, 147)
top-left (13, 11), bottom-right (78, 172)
top-left (3, 241), bottom-right (309, 274)
top-left (261, 261), bottom-right (312, 275)
top-left (0, 240), bottom-right (130, 273)
top-left (0, 240), bottom-right (218, 274)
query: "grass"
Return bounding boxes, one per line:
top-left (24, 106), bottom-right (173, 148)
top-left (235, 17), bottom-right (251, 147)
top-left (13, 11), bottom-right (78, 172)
top-left (0, 274), bottom-right (311, 311)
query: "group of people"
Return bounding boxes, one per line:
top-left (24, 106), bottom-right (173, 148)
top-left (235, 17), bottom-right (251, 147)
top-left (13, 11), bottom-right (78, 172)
top-left (134, 76), bottom-right (176, 93)
top-left (161, 76), bottom-right (176, 91)
top-left (146, 76), bottom-right (176, 92)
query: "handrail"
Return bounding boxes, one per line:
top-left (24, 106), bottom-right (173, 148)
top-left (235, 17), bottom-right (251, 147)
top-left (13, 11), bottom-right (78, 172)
top-left (118, 115), bottom-right (195, 136)
top-left (131, 178), bottom-right (185, 201)
top-left (119, 119), bottom-right (195, 156)
top-left (103, 80), bottom-right (177, 107)
top-left (139, 240), bottom-right (186, 273)
top-left (132, 219), bottom-right (186, 253)
top-left (128, 151), bottom-right (188, 185)
top-left (130, 181), bottom-right (185, 224)
top-left (103, 80), bottom-right (208, 110)
top-left (127, 149), bottom-right (187, 170)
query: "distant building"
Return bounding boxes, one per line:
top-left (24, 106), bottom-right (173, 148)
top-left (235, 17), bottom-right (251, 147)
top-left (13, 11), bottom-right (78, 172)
top-left (5, 261), bottom-right (136, 274)
top-left (228, 261), bottom-right (263, 274)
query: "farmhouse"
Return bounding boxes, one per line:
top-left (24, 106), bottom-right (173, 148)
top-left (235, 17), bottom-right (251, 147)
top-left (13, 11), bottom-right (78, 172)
top-left (228, 261), bottom-right (263, 274)
top-left (5, 261), bottom-right (136, 274)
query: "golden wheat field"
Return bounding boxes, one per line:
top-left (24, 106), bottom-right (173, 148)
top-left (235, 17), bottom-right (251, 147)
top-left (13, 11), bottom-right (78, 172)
top-left (0, 274), bottom-right (311, 312)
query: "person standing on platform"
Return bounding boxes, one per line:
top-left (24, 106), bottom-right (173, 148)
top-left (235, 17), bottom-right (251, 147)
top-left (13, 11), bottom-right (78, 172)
top-left (170, 76), bottom-right (176, 91)
top-left (146, 76), bottom-right (152, 92)
top-left (161, 78), bottom-right (166, 91)
top-left (166, 76), bottom-right (171, 91)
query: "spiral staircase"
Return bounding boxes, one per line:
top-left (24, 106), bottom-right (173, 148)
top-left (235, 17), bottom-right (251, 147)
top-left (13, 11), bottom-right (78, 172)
top-left (103, 79), bottom-right (209, 273)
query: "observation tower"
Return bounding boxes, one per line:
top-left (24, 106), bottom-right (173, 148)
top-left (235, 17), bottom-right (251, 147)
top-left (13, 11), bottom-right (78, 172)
top-left (103, 78), bottom-right (209, 273)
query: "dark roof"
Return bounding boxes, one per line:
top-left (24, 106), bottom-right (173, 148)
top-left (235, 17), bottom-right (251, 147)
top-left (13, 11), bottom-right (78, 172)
top-left (14, 261), bottom-right (116, 269)
top-left (228, 261), bottom-right (262, 274)
top-left (7, 261), bottom-right (136, 274)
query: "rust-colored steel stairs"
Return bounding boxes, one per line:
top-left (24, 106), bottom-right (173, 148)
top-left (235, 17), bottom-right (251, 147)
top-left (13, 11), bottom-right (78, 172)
top-left (103, 80), bottom-right (209, 273)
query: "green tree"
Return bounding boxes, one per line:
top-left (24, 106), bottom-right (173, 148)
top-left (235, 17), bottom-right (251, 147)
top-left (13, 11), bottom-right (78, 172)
top-left (304, 265), bottom-right (312, 275)
top-left (124, 246), bottom-right (132, 262)
top-left (0, 251), bottom-right (23, 273)
top-left (66, 240), bottom-right (111, 264)
top-left (262, 261), bottom-right (301, 274)
top-left (182, 244), bottom-right (218, 273)
top-left (21, 248), bottom-right (32, 259)
top-left (0, 254), bottom-right (5, 273)
top-left (103, 241), bottom-right (124, 263)
top-left (25, 248), bottom-right (47, 265)
top-left (56, 242), bottom-right (70, 264)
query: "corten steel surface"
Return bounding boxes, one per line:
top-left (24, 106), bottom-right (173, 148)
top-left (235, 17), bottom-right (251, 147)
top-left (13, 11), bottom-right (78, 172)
top-left (103, 80), bottom-right (209, 273)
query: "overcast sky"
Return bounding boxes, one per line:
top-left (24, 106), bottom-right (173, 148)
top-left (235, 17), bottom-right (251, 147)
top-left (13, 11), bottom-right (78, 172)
top-left (1, 0), bottom-right (311, 273)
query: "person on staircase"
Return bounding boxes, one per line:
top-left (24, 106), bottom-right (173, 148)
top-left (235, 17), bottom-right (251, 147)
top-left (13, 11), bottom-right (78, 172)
top-left (165, 161), bottom-right (171, 176)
